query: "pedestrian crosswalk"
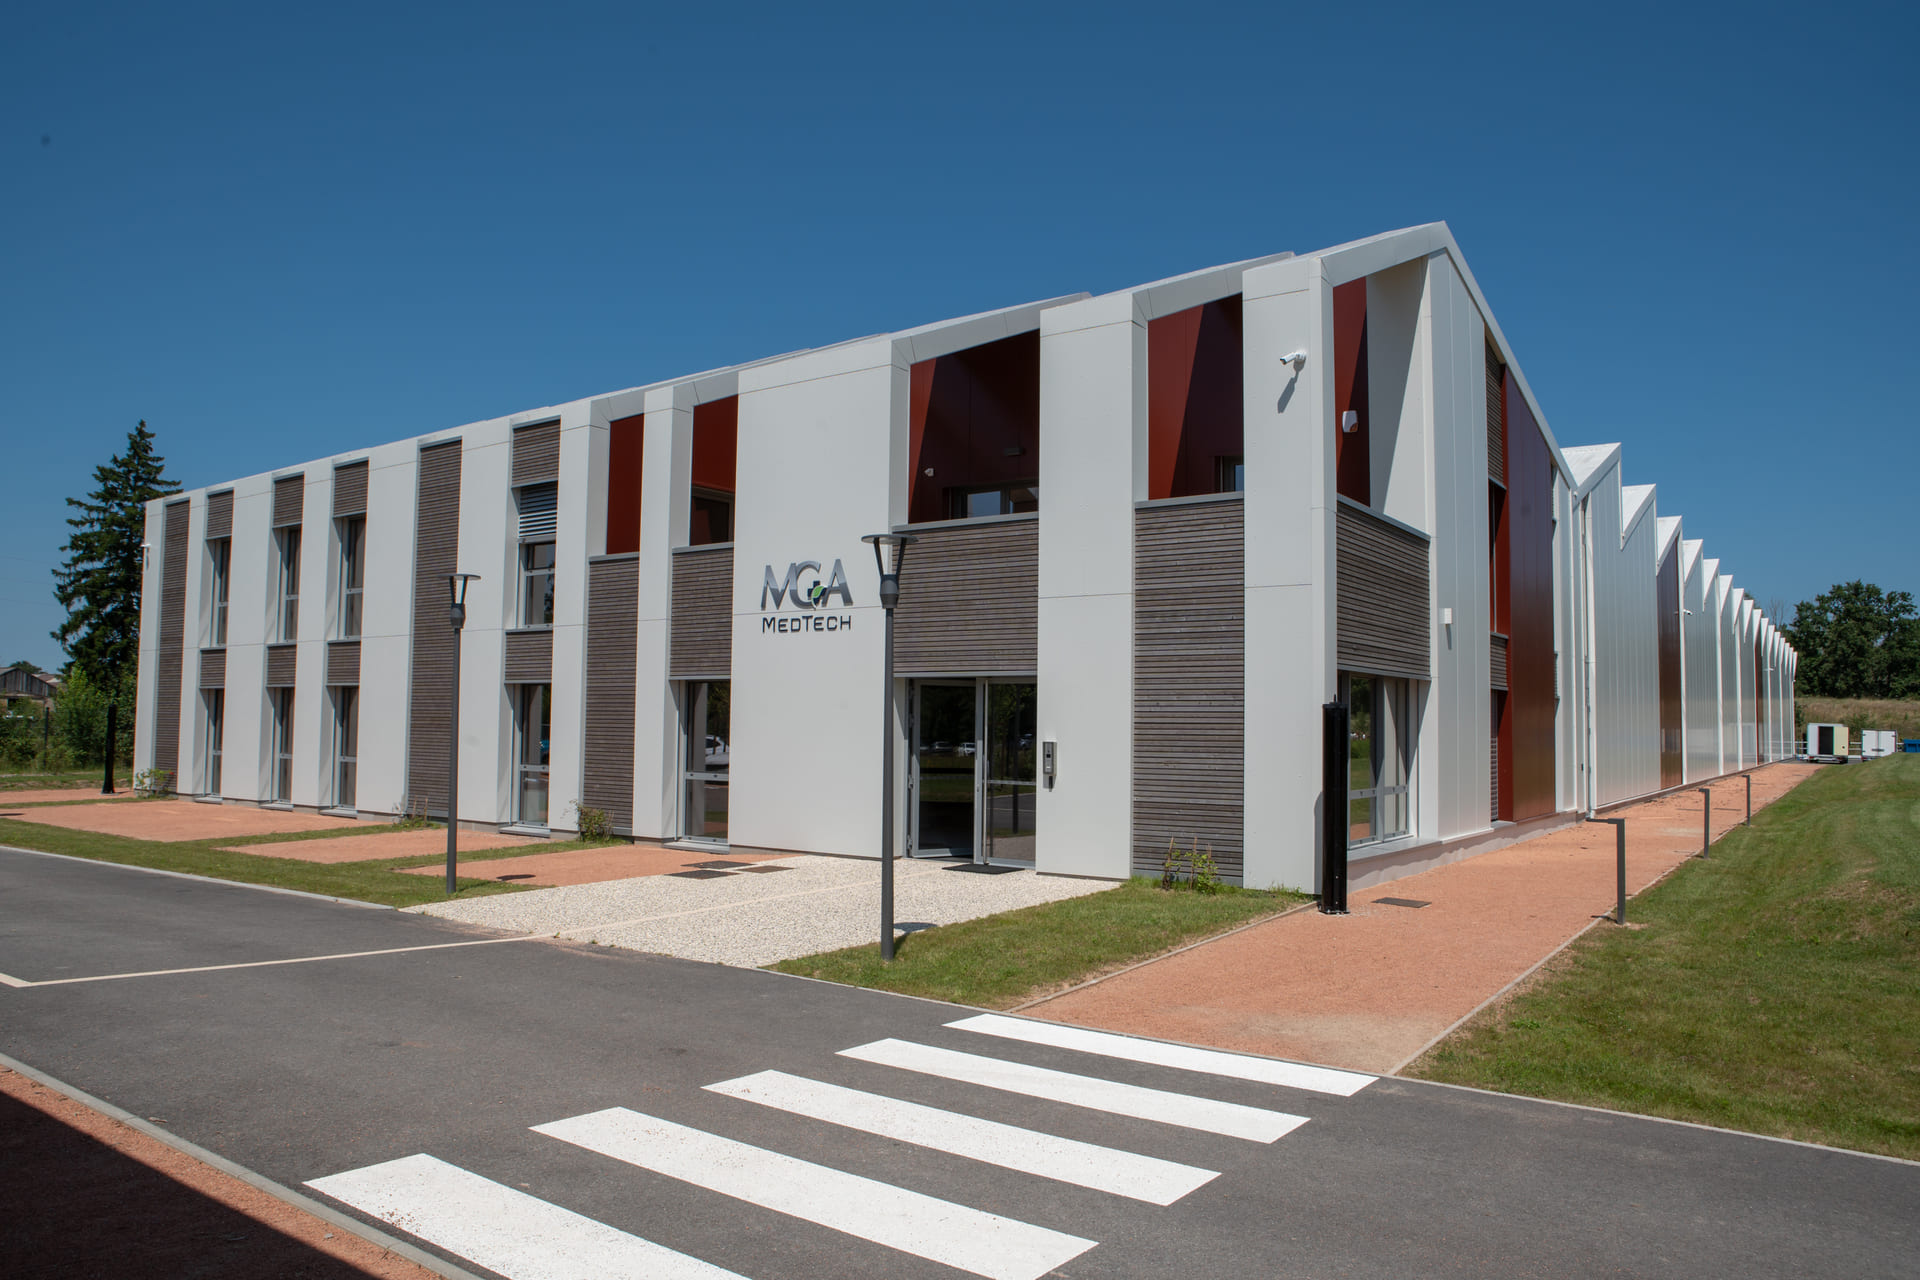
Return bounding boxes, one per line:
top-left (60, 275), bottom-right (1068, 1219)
top-left (306, 1015), bottom-right (1376, 1280)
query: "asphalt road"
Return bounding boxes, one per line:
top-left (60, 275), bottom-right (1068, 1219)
top-left (2, 845), bottom-right (1914, 1280)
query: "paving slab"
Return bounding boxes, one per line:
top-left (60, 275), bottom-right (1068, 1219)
top-left (412, 854), bottom-right (1110, 966)
top-left (219, 827), bottom-right (541, 863)
top-left (395, 842), bottom-right (786, 884)
top-left (1026, 763), bottom-right (1822, 1075)
top-left (9, 800), bottom-right (359, 842)
top-left (0, 788), bottom-right (141, 807)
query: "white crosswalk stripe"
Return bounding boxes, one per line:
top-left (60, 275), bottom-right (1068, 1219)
top-left (534, 1106), bottom-right (1097, 1280)
top-left (840, 1038), bottom-right (1308, 1142)
top-left (706, 1068), bottom-right (1219, 1205)
top-left (948, 1013), bottom-right (1377, 1096)
top-left (306, 1153), bottom-right (748, 1280)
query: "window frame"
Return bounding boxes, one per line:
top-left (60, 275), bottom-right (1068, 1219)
top-left (336, 515), bottom-right (365, 639)
top-left (332, 686), bottom-right (358, 810)
top-left (1342, 672), bottom-right (1413, 848)
top-left (209, 538), bottom-right (231, 646)
top-left (203, 688), bottom-right (224, 794)
top-left (519, 539), bottom-right (556, 629)
top-left (276, 526), bottom-right (302, 642)
top-left (516, 682), bottom-right (552, 827)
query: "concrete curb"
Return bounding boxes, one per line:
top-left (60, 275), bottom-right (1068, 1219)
top-left (0, 1049), bottom-right (483, 1280)
top-left (0, 843), bottom-right (392, 909)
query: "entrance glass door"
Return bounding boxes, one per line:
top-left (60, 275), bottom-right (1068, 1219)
top-left (912, 682), bottom-right (976, 859)
top-left (683, 680), bottom-right (730, 843)
top-left (982, 682), bottom-right (1037, 865)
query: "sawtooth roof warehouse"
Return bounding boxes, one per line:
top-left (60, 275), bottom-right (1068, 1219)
top-left (134, 224), bottom-right (1797, 893)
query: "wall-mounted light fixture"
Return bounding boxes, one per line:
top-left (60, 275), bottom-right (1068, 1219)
top-left (1341, 411), bottom-right (1360, 434)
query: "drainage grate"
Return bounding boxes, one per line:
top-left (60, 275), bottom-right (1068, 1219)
top-left (689, 859), bottom-right (752, 869)
top-left (1374, 897), bottom-right (1431, 909)
top-left (733, 865), bottom-right (790, 874)
top-left (668, 869), bottom-right (733, 880)
top-left (945, 863), bottom-right (1022, 874)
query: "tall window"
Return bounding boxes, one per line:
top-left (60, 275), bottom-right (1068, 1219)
top-left (516, 683), bottom-right (551, 826)
top-left (336, 517), bottom-right (364, 638)
top-left (332, 687), bottom-right (358, 809)
top-left (272, 689), bottom-right (295, 802)
top-left (1343, 673), bottom-right (1412, 847)
top-left (277, 527), bottom-right (302, 641)
top-left (517, 481), bottom-right (557, 627)
top-left (209, 539), bottom-right (231, 645)
top-left (682, 680), bottom-right (729, 842)
top-left (203, 689), bottom-right (224, 794)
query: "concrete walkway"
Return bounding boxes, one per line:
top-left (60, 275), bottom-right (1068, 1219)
top-left (1026, 763), bottom-right (1821, 1074)
top-left (412, 854), bottom-right (1109, 967)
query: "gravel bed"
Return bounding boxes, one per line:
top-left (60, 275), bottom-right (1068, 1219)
top-left (408, 855), bottom-right (1112, 968)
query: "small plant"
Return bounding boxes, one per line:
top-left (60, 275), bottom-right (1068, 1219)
top-left (570, 802), bottom-right (615, 844)
top-left (134, 767), bottom-right (174, 796)
top-left (1160, 835), bottom-right (1222, 893)
top-left (392, 794), bottom-right (433, 830)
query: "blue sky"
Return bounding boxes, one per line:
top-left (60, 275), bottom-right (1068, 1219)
top-left (4, 0), bottom-right (1914, 669)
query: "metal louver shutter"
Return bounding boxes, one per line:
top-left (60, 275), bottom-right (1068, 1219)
top-left (333, 460), bottom-right (369, 516)
top-left (669, 547), bottom-right (733, 679)
top-left (511, 421), bottom-right (561, 486)
top-left (265, 645), bottom-right (298, 688)
top-left (199, 648), bottom-right (225, 689)
top-left (406, 439), bottom-right (462, 816)
top-left (205, 491), bottom-right (234, 540)
top-left (153, 499), bottom-right (191, 777)
top-left (1486, 342), bottom-right (1506, 486)
top-left (583, 556), bottom-right (639, 832)
top-left (518, 481), bottom-right (558, 541)
top-left (273, 475), bottom-right (305, 527)
top-left (327, 641), bottom-right (361, 687)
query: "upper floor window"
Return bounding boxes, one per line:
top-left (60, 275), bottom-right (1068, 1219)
top-left (1147, 296), bottom-right (1244, 500)
top-left (276, 527), bottom-right (301, 641)
top-left (336, 516), bottom-right (365, 638)
top-left (907, 331), bottom-right (1040, 524)
top-left (688, 397), bottom-right (737, 545)
top-left (208, 538), bottom-right (231, 645)
top-left (516, 481), bottom-right (557, 627)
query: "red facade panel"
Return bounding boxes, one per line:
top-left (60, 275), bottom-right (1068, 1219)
top-left (1657, 541), bottom-right (1683, 788)
top-left (1333, 279), bottom-right (1370, 505)
top-left (906, 331), bottom-right (1041, 524)
top-left (605, 413), bottom-right (644, 556)
top-left (1499, 372), bottom-right (1556, 822)
top-left (1146, 295), bottom-right (1243, 499)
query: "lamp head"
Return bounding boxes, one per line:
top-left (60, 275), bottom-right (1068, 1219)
top-left (447, 572), bottom-right (480, 628)
top-left (861, 533), bottom-right (919, 610)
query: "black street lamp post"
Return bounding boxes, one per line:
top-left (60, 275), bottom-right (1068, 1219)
top-left (446, 573), bottom-right (480, 895)
top-left (863, 532), bottom-right (917, 960)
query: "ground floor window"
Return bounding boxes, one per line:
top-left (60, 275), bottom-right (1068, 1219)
top-left (272, 688), bottom-right (295, 802)
top-left (203, 689), bottom-right (224, 794)
top-left (682, 680), bottom-right (729, 842)
top-left (1343, 672), bottom-right (1412, 847)
top-left (332, 686), bottom-right (358, 810)
top-left (516, 683), bottom-right (552, 827)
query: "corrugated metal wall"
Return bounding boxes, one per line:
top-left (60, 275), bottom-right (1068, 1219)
top-left (1656, 540), bottom-right (1683, 788)
top-left (405, 439), bottom-right (462, 815)
top-left (1132, 498), bottom-right (1243, 882)
top-left (1586, 470), bottom-right (1661, 807)
top-left (1682, 555), bottom-right (1719, 780)
top-left (893, 518), bottom-right (1038, 676)
top-left (583, 556), bottom-right (638, 832)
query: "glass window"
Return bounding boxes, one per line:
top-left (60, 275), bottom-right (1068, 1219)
top-left (272, 688), bottom-right (295, 803)
top-left (948, 485), bottom-right (1039, 520)
top-left (983, 682), bottom-right (1037, 865)
top-left (278, 527), bottom-right (301, 641)
top-left (203, 689), bottom-right (224, 794)
top-left (1216, 456), bottom-right (1245, 494)
top-left (906, 331), bottom-right (1040, 525)
top-left (1344, 673), bottom-right (1412, 846)
top-left (690, 490), bottom-right (732, 546)
top-left (517, 683), bottom-right (551, 827)
top-left (332, 686), bottom-right (358, 810)
top-left (682, 680), bottom-right (729, 842)
top-left (520, 541), bottom-right (556, 628)
top-left (337, 517), bottom-right (364, 638)
top-left (209, 539), bottom-right (230, 645)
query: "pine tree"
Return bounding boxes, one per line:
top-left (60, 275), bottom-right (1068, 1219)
top-left (52, 421), bottom-right (181, 686)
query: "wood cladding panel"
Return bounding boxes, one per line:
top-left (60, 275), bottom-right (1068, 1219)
top-left (198, 648), bottom-right (225, 689)
top-left (153, 499), bottom-right (190, 779)
top-left (265, 644), bottom-right (297, 688)
top-left (205, 491), bottom-right (233, 540)
top-left (669, 547), bottom-right (733, 679)
top-left (1501, 374), bottom-right (1557, 821)
top-left (1490, 633), bottom-right (1509, 691)
top-left (1132, 499), bottom-right (1244, 883)
top-left (893, 518), bottom-right (1038, 675)
top-left (1657, 542), bottom-right (1683, 787)
top-left (503, 629), bottom-right (553, 685)
top-left (1335, 502), bottom-right (1431, 681)
top-left (326, 641), bottom-right (360, 687)
top-left (511, 421), bottom-right (561, 486)
top-left (405, 440), bottom-right (461, 816)
top-left (584, 556), bottom-right (639, 831)
top-left (333, 461), bottom-right (369, 516)
top-left (273, 475), bottom-right (304, 527)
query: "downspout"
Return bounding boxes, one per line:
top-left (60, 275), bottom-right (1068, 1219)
top-left (1580, 492), bottom-right (1599, 817)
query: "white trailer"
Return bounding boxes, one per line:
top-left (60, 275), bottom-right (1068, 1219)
top-left (1805, 723), bottom-right (1850, 762)
top-left (1860, 730), bottom-right (1896, 759)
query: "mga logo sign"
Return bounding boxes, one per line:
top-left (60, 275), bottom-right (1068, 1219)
top-left (760, 559), bottom-right (854, 635)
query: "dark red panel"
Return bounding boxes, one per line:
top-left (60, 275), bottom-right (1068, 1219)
top-left (691, 396), bottom-right (737, 495)
top-left (905, 331), bottom-right (1040, 524)
top-left (1147, 296), bottom-right (1243, 499)
top-left (1503, 371), bottom-right (1556, 821)
top-left (1333, 279), bottom-right (1369, 506)
top-left (605, 414), bottom-right (644, 556)
top-left (1657, 541), bottom-right (1682, 788)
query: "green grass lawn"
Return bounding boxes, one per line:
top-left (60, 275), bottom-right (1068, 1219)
top-left (0, 767), bottom-right (118, 792)
top-left (0, 808), bottom-right (599, 908)
top-left (1408, 754), bottom-right (1920, 1159)
top-left (771, 878), bottom-right (1308, 1009)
